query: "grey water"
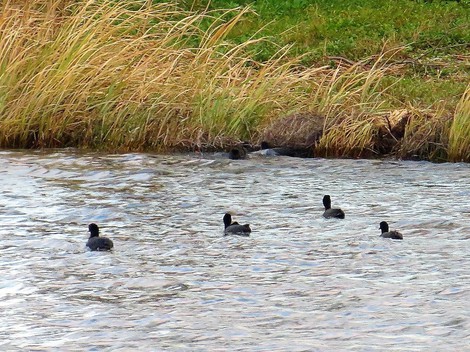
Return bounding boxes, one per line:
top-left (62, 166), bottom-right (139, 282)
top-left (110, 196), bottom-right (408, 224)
top-left (0, 150), bottom-right (469, 351)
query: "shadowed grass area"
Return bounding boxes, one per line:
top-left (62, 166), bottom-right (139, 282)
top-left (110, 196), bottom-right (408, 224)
top-left (0, 0), bottom-right (469, 161)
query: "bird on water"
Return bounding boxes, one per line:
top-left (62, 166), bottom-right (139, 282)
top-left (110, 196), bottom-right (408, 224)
top-left (322, 195), bottom-right (345, 219)
top-left (228, 146), bottom-right (247, 160)
top-left (379, 221), bottom-right (403, 240)
top-left (223, 213), bottom-right (251, 236)
top-left (86, 223), bottom-right (114, 251)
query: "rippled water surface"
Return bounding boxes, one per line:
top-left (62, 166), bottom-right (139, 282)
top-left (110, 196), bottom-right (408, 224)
top-left (1, 150), bottom-right (469, 351)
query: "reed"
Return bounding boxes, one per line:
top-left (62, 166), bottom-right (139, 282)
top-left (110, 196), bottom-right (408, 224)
top-left (448, 84), bottom-right (470, 162)
top-left (0, 0), bottom-right (468, 162)
top-left (0, 1), bottom-right (297, 149)
top-left (395, 106), bottom-right (450, 161)
top-left (310, 51), bottom-right (400, 157)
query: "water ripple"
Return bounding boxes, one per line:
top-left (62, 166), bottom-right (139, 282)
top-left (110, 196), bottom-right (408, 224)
top-left (0, 151), bottom-right (469, 350)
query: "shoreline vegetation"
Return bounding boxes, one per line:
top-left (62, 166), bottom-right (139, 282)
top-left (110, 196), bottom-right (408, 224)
top-left (0, 0), bottom-right (469, 161)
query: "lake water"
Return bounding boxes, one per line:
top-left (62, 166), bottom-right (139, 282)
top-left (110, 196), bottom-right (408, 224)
top-left (0, 150), bottom-right (469, 351)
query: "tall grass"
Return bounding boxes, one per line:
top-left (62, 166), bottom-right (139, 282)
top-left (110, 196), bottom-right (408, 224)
top-left (0, 0), bottom-right (319, 150)
top-left (308, 51), bottom-right (401, 157)
top-left (395, 106), bottom-right (450, 161)
top-left (0, 0), bottom-right (468, 161)
top-left (448, 84), bottom-right (470, 161)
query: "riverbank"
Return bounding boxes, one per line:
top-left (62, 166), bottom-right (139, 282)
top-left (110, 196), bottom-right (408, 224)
top-left (0, 1), bottom-right (469, 161)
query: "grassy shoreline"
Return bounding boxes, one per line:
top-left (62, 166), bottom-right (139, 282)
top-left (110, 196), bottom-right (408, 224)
top-left (0, 0), bottom-right (469, 161)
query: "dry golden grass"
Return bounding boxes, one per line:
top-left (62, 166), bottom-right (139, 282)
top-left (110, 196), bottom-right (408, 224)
top-left (395, 106), bottom-right (450, 161)
top-left (309, 51), bottom-right (403, 158)
top-left (1, 0), bottom-right (317, 150)
top-left (448, 84), bottom-right (470, 162)
top-left (0, 1), bottom-right (468, 161)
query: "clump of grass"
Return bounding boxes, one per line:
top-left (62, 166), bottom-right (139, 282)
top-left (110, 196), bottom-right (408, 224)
top-left (396, 106), bottom-right (451, 161)
top-left (448, 84), bottom-right (470, 161)
top-left (310, 51), bottom-right (401, 157)
top-left (0, 0), bottom-right (188, 149)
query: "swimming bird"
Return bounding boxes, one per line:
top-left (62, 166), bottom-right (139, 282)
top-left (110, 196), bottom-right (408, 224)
top-left (228, 146), bottom-right (247, 160)
top-left (223, 213), bottom-right (251, 236)
top-left (86, 223), bottom-right (114, 251)
top-left (379, 221), bottom-right (403, 240)
top-left (322, 195), bottom-right (345, 219)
